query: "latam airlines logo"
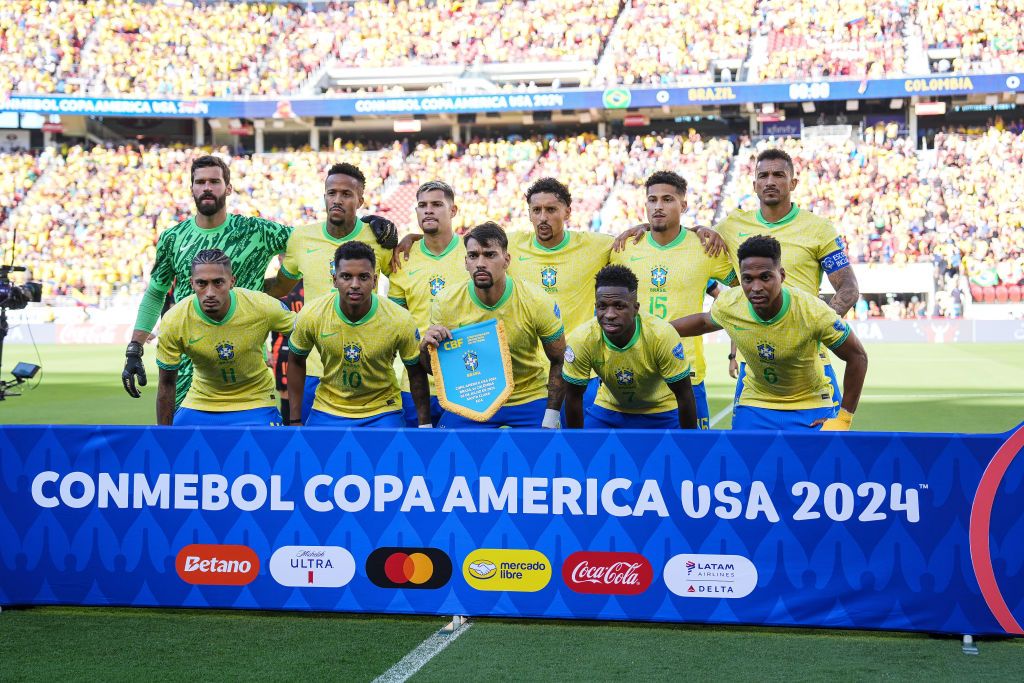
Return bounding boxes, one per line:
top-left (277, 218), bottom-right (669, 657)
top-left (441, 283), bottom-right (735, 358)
top-left (269, 546), bottom-right (356, 588)
top-left (664, 554), bottom-right (758, 598)
top-left (562, 552), bottom-right (654, 595)
top-left (175, 544), bottom-right (259, 586)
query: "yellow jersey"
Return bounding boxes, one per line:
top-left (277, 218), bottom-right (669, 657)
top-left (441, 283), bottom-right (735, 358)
top-left (563, 314), bottom-right (691, 414)
top-left (387, 235), bottom-right (469, 394)
top-left (431, 277), bottom-right (563, 406)
top-left (714, 206), bottom-right (849, 296)
top-left (289, 292), bottom-right (419, 418)
top-left (280, 218), bottom-right (394, 378)
top-left (709, 286), bottom-right (851, 410)
top-left (507, 230), bottom-right (613, 334)
top-left (156, 288), bottom-right (295, 411)
top-left (609, 229), bottom-right (735, 384)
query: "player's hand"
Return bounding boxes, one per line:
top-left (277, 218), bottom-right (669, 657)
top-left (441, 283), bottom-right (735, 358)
top-left (695, 226), bottom-right (726, 257)
top-left (612, 223), bottom-right (649, 252)
top-left (420, 325), bottom-right (452, 352)
top-left (364, 214), bottom-right (398, 250)
top-left (391, 233), bottom-right (422, 271)
top-left (728, 357), bottom-right (739, 379)
top-left (813, 409), bottom-right (854, 431)
top-left (122, 341), bottom-right (147, 398)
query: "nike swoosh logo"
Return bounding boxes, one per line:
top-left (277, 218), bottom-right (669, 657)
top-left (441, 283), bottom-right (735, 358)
top-left (180, 245), bottom-right (191, 252)
top-left (518, 256), bottom-right (531, 261)
top-left (629, 256), bottom-right (644, 262)
top-left (408, 268), bottom-right (424, 276)
top-left (320, 331), bottom-right (339, 338)
top-left (738, 232), bottom-right (755, 237)
top-left (733, 326), bottom-right (749, 331)
top-left (188, 336), bottom-right (204, 345)
top-left (306, 248), bottom-right (321, 254)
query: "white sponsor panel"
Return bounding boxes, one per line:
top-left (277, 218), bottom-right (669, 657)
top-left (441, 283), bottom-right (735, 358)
top-left (269, 545), bottom-right (355, 588)
top-left (664, 553), bottom-right (757, 598)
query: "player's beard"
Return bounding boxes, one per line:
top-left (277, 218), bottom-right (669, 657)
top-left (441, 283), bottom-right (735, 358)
top-left (195, 193), bottom-right (226, 216)
top-left (473, 270), bottom-right (494, 289)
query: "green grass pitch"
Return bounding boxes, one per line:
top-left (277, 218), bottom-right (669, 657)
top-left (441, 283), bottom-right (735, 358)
top-left (0, 342), bottom-right (1021, 679)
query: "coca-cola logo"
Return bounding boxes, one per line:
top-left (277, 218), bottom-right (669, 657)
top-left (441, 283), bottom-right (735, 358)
top-left (562, 551), bottom-right (653, 595)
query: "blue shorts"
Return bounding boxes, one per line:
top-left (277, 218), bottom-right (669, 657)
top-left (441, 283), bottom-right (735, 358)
top-left (438, 398), bottom-right (547, 429)
top-left (401, 392), bottom-right (444, 428)
top-left (560, 377), bottom-right (600, 427)
top-left (306, 409), bottom-right (405, 428)
top-left (301, 376), bottom-right (321, 425)
top-left (735, 362), bottom-right (841, 412)
top-left (733, 404), bottom-right (836, 431)
top-left (173, 406), bottom-right (282, 426)
top-left (692, 380), bottom-right (710, 430)
top-left (585, 404), bottom-right (677, 429)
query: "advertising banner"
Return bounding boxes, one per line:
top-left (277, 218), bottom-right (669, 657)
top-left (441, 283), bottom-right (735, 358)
top-left (0, 424), bottom-right (1021, 636)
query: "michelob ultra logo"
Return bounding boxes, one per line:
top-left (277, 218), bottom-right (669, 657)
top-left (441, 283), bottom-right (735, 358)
top-left (463, 549), bottom-right (551, 592)
top-left (175, 544), bottom-right (259, 586)
top-left (269, 545), bottom-right (355, 588)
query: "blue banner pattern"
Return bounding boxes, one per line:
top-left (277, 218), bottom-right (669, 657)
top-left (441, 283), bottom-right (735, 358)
top-left (0, 425), bottom-right (1021, 635)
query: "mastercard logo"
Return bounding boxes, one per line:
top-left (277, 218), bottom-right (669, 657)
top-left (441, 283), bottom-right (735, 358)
top-left (366, 547), bottom-right (452, 589)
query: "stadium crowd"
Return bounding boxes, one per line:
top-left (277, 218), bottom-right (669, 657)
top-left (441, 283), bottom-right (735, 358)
top-left (919, 0), bottom-right (1024, 73)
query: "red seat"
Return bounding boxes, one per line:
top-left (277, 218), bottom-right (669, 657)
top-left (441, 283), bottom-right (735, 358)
top-left (983, 286), bottom-right (996, 303)
top-left (970, 284), bottom-right (984, 301)
top-left (995, 285), bottom-right (1009, 302)
top-left (1008, 285), bottom-right (1021, 302)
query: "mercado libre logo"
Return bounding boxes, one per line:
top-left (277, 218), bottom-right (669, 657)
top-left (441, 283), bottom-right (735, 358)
top-left (366, 547), bottom-right (452, 589)
top-left (464, 549), bottom-right (551, 592)
top-left (175, 544), bottom-right (259, 586)
top-left (602, 87), bottom-right (632, 109)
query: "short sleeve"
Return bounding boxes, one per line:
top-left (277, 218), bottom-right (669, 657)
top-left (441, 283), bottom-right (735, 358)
top-left (532, 288), bottom-right (564, 343)
top-left (388, 273), bottom-right (407, 307)
top-left (396, 314), bottom-right (421, 365)
top-left (288, 308), bottom-right (315, 356)
top-left (377, 245), bottom-right (394, 277)
top-left (155, 308), bottom-right (185, 370)
top-left (655, 324), bottom-right (691, 383)
top-left (265, 295), bottom-right (296, 335)
top-left (561, 325), bottom-right (594, 385)
top-left (708, 296), bottom-right (725, 329)
top-left (815, 302), bottom-right (851, 351)
top-left (815, 222), bottom-right (851, 275)
top-left (708, 251), bottom-right (737, 285)
top-left (280, 232), bottom-right (302, 279)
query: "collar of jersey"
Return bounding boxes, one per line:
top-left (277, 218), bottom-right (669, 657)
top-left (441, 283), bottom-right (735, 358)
top-left (646, 228), bottom-right (686, 251)
top-left (420, 234), bottom-right (459, 260)
top-left (334, 291), bottom-right (379, 325)
top-left (755, 204), bottom-right (799, 227)
top-left (748, 287), bottom-right (792, 325)
top-left (602, 315), bottom-right (642, 352)
top-left (192, 290), bottom-right (237, 325)
top-left (468, 278), bottom-right (514, 311)
top-left (531, 231), bottom-right (570, 252)
top-left (321, 217), bottom-right (366, 243)
top-left (190, 215), bottom-right (232, 233)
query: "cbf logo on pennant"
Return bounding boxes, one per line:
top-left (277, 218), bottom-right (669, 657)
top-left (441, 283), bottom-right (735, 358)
top-left (430, 318), bottom-right (514, 422)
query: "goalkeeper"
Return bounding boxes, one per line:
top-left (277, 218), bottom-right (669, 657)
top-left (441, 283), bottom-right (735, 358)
top-left (122, 155), bottom-right (397, 407)
top-left (670, 235), bottom-right (868, 431)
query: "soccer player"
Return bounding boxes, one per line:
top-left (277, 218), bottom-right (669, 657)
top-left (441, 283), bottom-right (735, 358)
top-left (287, 241), bottom-right (430, 428)
top-left (421, 222), bottom-right (566, 429)
top-left (265, 162), bottom-right (397, 424)
top-left (671, 236), bottom-right (868, 431)
top-left (155, 250), bottom-right (295, 426)
top-left (563, 265), bottom-right (697, 429)
top-left (609, 171), bottom-right (736, 429)
top-left (387, 180), bottom-right (468, 427)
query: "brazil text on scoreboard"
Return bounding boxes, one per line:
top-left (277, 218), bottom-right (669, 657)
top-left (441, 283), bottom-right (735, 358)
top-left (1, 424), bottom-right (1022, 635)
top-left (2, 73), bottom-right (1022, 119)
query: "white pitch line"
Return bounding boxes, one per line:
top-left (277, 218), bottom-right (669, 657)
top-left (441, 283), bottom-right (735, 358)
top-left (861, 392), bottom-right (1024, 400)
top-left (373, 618), bottom-right (471, 683)
top-left (709, 403), bottom-right (734, 428)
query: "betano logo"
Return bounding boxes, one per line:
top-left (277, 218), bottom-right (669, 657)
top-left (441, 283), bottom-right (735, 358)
top-left (664, 553), bottom-right (757, 599)
top-left (269, 545), bottom-right (356, 588)
top-left (175, 544), bottom-right (259, 586)
top-left (463, 549), bottom-right (551, 592)
top-left (366, 547), bottom-right (452, 589)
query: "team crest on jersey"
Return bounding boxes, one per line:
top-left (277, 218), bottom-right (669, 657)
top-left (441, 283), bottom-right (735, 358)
top-left (541, 267), bottom-right (558, 288)
top-left (463, 350), bottom-right (479, 372)
top-left (615, 368), bottom-right (635, 386)
top-left (343, 342), bottom-right (362, 363)
top-left (672, 342), bottom-right (686, 360)
top-left (429, 275), bottom-right (446, 296)
top-left (757, 342), bottom-right (775, 362)
top-left (214, 341), bottom-right (234, 361)
top-left (651, 266), bottom-right (668, 288)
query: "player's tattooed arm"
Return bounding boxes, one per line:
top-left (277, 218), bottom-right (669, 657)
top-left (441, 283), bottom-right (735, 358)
top-left (156, 368), bottom-right (177, 425)
top-left (391, 233), bottom-right (424, 272)
top-left (542, 335), bottom-right (567, 413)
top-left (668, 376), bottom-right (698, 429)
top-left (827, 266), bottom-right (860, 317)
top-left (563, 382), bottom-right (586, 429)
top-left (812, 331), bottom-right (868, 431)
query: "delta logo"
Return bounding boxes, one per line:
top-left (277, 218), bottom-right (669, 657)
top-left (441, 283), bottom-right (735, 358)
top-left (175, 544), bottom-right (259, 586)
top-left (463, 549), bottom-right (551, 592)
top-left (562, 552), bottom-right (653, 595)
top-left (366, 547), bottom-right (452, 589)
top-left (664, 554), bottom-right (758, 599)
top-left (269, 545), bottom-right (356, 588)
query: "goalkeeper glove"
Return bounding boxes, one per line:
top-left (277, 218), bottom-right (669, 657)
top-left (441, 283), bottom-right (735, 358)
top-left (122, 341), bottom-right (147, 398)
top-left (819, 408), bottom-right (854, 431)
top-left (364, 214), bottom-right (398, 250)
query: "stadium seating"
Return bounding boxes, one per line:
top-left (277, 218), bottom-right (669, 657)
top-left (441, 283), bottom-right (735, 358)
top-left (919, 0), bottom-right (1024, 73)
